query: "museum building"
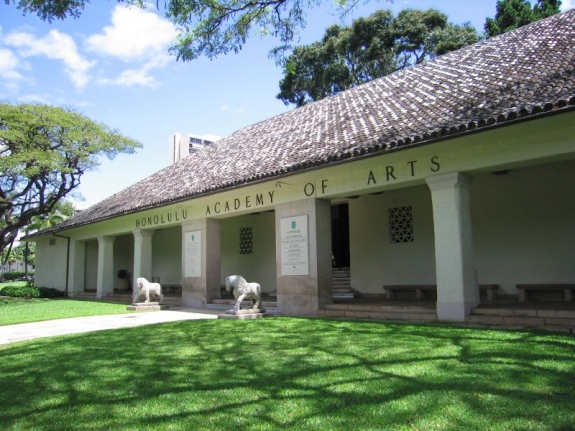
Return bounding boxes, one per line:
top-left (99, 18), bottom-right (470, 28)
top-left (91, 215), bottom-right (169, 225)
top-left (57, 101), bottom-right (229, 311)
top-left (29, 10), bottom-right (575, 323)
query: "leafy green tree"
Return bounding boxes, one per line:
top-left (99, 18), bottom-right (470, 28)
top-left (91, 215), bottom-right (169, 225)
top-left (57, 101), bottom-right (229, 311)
top-left (26, 200), bottom-right (75, 232)
top-left (0, 102), bottom-right (142, 263)
top-left (7, 0), bottom-right (393, 61)
top-left (1, 199), bottom-right (73, 276)
top-left (4, 241), bottom-right (36, 268)
top-left (277, 8), bottom-right (480, 107)
top-left (484, 0), bottom-right (561, 37)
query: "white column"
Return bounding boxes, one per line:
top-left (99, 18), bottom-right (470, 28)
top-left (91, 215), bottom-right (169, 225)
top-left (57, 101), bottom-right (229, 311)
top-left (275, 198), bottom-right (332, 316)
top-left (426, 172), bottom-right (478, 321)
top-left (132, 229), bottom-right (155, 286)
top-left (181, 218), bottom-right (221, 307)
top-left (96, 235), bottom-right (115, 299)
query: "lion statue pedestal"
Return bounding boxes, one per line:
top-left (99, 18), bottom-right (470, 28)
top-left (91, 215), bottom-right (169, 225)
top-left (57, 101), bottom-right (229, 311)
top-left (218, 275), bottom-right (268, 320)
top-left (126, 277), bottom-right (170, 311)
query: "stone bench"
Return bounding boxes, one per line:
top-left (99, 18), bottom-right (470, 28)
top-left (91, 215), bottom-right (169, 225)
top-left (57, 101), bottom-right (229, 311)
top-left (383, 285), bottom-right (437, 300)
top-left (383, 284), bottom-right (499, 301)
top-left (516, 284), bottom-right (575, 302)
top-left (479, 284), bottom-right (499, 302)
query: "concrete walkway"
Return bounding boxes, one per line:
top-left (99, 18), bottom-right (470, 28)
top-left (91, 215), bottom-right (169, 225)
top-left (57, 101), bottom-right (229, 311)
top-left (0, 307), bottom-right (220, 346)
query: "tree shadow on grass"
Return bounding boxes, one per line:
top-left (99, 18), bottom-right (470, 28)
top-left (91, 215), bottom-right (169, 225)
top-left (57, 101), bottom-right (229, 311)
top-left (0, 318), bottom-right (574, 430)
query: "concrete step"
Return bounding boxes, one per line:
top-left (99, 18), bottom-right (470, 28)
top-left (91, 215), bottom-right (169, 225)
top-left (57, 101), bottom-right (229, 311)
top-left (207, 301), bottom-right (277, 313)
top-left (333, 294), bottom-right (355, 299)
top-left (471, 307), bottom-right (575, 318)
top-left (162, 297), bottom-right (183, 307)
top-left (103, 292), bottom-right (182, 306)
top-left (211, 299), bottom-right (277, 308)
top-left (104, 294), bottom-right (132, 302)
top-left (68, 292), bottom-right (96, 299)
top-left (321, 303), bottom-right (437, 322)
top-left (468, 307), bottom-right (575, 331)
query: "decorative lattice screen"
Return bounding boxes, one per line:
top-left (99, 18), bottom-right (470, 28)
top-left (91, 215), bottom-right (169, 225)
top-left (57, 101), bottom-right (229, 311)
top-left (388, 206), bottom-right (413, 243)
top-left (239, 227), bottom-right (253, 254)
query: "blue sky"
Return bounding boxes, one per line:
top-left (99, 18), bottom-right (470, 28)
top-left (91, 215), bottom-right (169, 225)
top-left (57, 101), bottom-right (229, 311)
top-left (2, 0), bottom-right (573, 210)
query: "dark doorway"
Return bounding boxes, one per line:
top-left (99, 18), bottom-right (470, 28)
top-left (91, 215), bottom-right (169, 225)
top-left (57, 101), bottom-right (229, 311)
top-left (331, 203), bottom-right (350, 268)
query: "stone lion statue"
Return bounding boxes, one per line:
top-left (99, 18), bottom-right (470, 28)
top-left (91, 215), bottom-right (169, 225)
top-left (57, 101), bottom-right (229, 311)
top-left (134, 277), bottom-right (164, 304)
top-left (225, 275), bottom-right (263, 312)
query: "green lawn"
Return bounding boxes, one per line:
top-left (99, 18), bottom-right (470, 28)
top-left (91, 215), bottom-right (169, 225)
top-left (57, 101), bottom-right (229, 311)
top-left (0, 280), bottom-right (28, 288)
top-left (0, 296), bottom-right (132, 325)
top-left (1, 317), bottom-right (574, 430)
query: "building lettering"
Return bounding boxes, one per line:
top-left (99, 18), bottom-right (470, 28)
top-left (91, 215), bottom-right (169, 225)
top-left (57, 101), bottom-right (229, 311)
top-left (135, 209), bottom-right (188, 228)
top-left (206, 191), bottom-right (275, 216)
top-left (136, 157), bottom-right (441, 225)
top-left (366, 156), bottom-right (440, 185)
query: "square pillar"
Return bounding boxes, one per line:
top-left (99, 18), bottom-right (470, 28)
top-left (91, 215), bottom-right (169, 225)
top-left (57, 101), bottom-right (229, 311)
top-left (426, 172), bottom-right (478, 321)
top-left (181, 218), bottom-right (221, 308)
top-left (275, 198), bottom-right (332, 316)
top-left (96, 235), bottom-right (115, 299)
top-left (132, 229), bottom-right (155, 286)
top-left (69, 240), bottom-right (86, 295)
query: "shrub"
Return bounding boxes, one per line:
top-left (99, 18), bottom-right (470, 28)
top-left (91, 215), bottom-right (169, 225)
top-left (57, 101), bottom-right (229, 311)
top-left (37, 287), bottom-right (65, 298)
top-left (0, 285), bottom-right (64, 298)
top-left (0, 285), bottom-right (40, 298)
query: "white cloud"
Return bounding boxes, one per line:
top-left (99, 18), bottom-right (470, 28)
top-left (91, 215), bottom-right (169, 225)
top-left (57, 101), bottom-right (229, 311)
top-left (4, 29), bottom-right (95, 88)
top-left (101, 62), bottom-right (157, 87)
top-left (220, 104), bottom-right (229, 111)
top-left (86, 5), bottom-right (177, 87)
top-left (0, 48), bottom-right (22, 80)
top-left (17, 93), bottom-right (52, 104)
top-left (86, 5), bottom-right (176, 62)
top-left (561, 0), bottom-right (575, 11)
top-left (16, 93), bottom-right (92, 108)
top-left (235, 106), bottom-right (248, 115)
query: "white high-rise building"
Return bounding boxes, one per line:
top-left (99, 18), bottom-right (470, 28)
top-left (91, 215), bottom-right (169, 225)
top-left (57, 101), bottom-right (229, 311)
top-left (169, 133), bottom-right (222, 165)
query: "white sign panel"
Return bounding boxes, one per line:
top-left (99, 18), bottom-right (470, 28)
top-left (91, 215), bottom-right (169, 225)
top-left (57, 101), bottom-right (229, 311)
top-left (281, 215), bottom-right (309, 276)
top-left (184, 230), bottom-right (202, 277)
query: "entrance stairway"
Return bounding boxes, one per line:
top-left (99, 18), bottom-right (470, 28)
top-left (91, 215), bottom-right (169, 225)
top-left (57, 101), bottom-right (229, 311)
top-left (332, 267), bottom-right (357, 300)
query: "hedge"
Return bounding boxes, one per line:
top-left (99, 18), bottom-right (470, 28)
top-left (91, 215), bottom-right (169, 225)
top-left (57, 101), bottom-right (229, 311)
top-left (0, 285), bottom-right (64, 298)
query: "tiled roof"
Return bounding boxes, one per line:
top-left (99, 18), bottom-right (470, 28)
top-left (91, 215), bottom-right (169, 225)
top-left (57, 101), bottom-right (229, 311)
top-left (48, 10), bottom-right (575, 232)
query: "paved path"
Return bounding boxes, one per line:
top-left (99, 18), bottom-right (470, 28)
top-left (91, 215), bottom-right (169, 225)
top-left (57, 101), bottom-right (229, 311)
top-left (0, 307), bottom-right (220, 345)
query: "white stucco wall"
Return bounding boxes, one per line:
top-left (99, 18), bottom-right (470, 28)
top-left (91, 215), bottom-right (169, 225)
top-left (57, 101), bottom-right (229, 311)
top-left (220, 212), bottom-right (276, 292)
top-left (34, 237), bottom-right (68, 290)
top-left (471, 159), bottom-right (575, 295)
top-left (349, 186), bottom-right (436, 294)
top-left (349, 159), bottom-right (575, 296)
top-left (151, 226), bottom-right (182, 285)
